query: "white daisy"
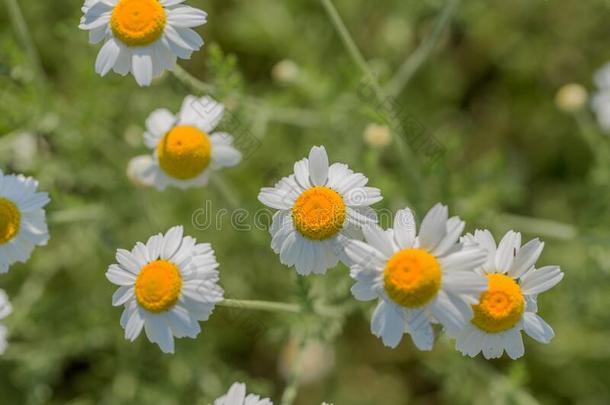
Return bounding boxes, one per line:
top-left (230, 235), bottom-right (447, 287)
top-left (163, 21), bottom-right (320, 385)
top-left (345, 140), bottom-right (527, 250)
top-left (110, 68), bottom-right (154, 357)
top-left (213, 382), bottom-right (272, 405)
top-left (258, 145), bottom-right (383, 275)
top-left (455, 229), bottom-right (564, 360)
top-left (79, 0), bottom-right (207, 86)
top-left (344, 204), bottom-right (488, 350)
top-left (0, 290), bottom-right (12, 354)
top-left (106, 225), bottom-right (223, 353)
top-left (0, 170), bottom-right (50, 274)
top-left (128, 95), bottom-right (242, 190)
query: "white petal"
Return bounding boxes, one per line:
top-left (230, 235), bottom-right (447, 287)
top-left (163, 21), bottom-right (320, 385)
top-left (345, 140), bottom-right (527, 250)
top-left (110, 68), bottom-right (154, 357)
top-left (343, 187), bottom-right (382, 206)
top-left (428, 291), bottom-right (469, 336)
top-left (371, 300), bottom-right (406, 348)
top-left (144, 314), bottom-right (175, 354)
top-left (481, 334), bottom-right (504, 359)
top-left (124, 307), bottom-right (145, 341)
top-left (132, 49), bottom-right (153, 86)
top-left (161, 226), bottom-right (184, 260)
top-left (503, 328), bottom-right (525, 359)
top-left (115, 249), bottom-right (142, 274)
top-left (405, 309), bottom-right (434, 351)
top-left (95, 38), bottom-right (121, 76)
top-left (222, 382), bottom-right (247, 405)
top-left (393, 208), bottom-right (416, 249)
top-left (293, 158), bottom-right (310, 189)
top-left (495, 230), bottom-right (521, 273)
top-left (523, 312), bottom-right (554, 343)
top-left (258, 188), bottom-right (293, 210)
top-left (166, 6), bottom-right (207, 28)
top-left (106, 264), bottom-right (136, 286)
top-left (418, 203), bottom-right (448, 251)
top-left (508, 238), bottom-right (544, 279)
top-left (520, 265), bottom-right (564, 295)
top-left (211, 143), bottom-right (242, 168)
top-left (432, 216), bottom-right (464, 257)
top-left (145, 108), bottom-right (175, 140)
top-left (439, 247), bottom-right (487, 273)
top-left (344, 239), bottom-right (386, 269)
top-left (112, 286), bottom-right (134, 306)
top-left (308, 145), bottom-right (329, 186)
top-left (443, 271), bottom-right (488, 296)
top-left (362, 224), bottom-right (393, 258)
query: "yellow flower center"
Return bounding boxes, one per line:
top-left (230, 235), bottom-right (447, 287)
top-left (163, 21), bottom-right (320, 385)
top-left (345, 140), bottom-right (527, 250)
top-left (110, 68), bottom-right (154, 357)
top-left (135, 260), bottom-right (182, 313)
top-left (157, 125), bottom-right (212, 180)
top-left (384, 248), bottom-right (442, 308)
top-left (0, 198), bottom-right (20, 244)
top-left (292, 186), bottom-right (346, 240)
top-left (472, 273), bottom-right (525, 333)
top-left (110, 0), bottom-right (166, 47)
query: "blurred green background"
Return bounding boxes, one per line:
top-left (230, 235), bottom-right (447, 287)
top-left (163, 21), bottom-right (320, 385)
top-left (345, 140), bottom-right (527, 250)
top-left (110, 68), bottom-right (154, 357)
top-left (1, 0), bottom-right (610, 404)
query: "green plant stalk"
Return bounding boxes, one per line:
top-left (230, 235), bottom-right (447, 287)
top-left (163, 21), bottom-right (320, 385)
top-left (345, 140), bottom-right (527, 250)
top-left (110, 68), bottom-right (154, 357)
top-left (385, 0), bottom-right (461, 97)
top-left (217, 299), bottom-right (302, 314)
top-left (280, 336), bottom-right (307, 405)
top-left (319, 0), bottom-right (423, 191)
top-left (4, 0), bottom-right (48, 97)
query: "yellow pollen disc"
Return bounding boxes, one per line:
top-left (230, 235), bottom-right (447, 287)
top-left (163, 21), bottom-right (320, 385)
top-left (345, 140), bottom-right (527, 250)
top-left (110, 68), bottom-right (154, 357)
top-left (0, 198), bottom-right (20, 244)
top-left (135, 260), bottom-right (182, 313)
top-left (157, 125), bottom-right (212, 180)
top-left (472, 273), bottom-right (525, 333)
top-left (384, 248), bottom-right (442, 308)
top-left (292, 186), bottom-right (346, 240)
top-left (111, 0), bottom-right (166, 47)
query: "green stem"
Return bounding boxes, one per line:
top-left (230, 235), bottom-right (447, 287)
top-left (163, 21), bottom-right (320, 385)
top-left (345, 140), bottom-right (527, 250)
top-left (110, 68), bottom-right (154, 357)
top-left (319, 0), bottom-right (382, 98)
top-left (280, 336), bottom-right (307, 405)
top-left (4, 0), bottom-right (48, 97)
top-left (492, 212), bottom-right (578, 241)
top-left (319, 0), bottom-right (422, 192)
top-left (171, 65), bottom-right (327, 129)
top-left (171, 64), bottom-right (216, 94)
top-left (385, 0), bottom-right (460, 97)
top-left (209, 176), bottom-right (240, 210)
top-left (217, 299), bottom-right (301, 314)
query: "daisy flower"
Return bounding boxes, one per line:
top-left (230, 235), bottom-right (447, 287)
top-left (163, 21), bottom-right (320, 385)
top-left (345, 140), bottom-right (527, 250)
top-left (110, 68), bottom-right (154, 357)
top-left (106, 226), bottom-right (223, 353)
top-left (455, 230), bottom-right (564, 360)
top-left (0, 290), bottom-right (12, 354)
top-left (213, 382), bottom-right (272, 405)
top-left (0, 170), bottom-right (50, 274)
top-left (258, 145), bottom-right (382, 275)
top-left (79, 0), bottom-right (207, 86)
top-left (128, 95), bottom-right (242, 190)
top-left (344, 204), bottom-right (488, 350)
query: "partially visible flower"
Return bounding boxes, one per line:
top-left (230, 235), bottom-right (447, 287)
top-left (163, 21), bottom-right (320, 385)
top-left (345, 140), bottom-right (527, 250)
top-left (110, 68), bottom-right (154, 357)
top-left (106, 226), bottom-right (223, 353)
top-left (455, 230), bottom-right (563, 360)
top-left (213, 382), bottom-right (272, 405)
top-left (592, 63), bottom-right (610, 133)
top-left (279, 338), bottom-right (335, 385)
top-left (555, 83), bottom-right (587, 113)
top-left (363, 123), bottom-right (391, 148)
top-left (345, 204), bottom-right (487, 350)
top-left (128, 95), bottom-right (242, 190)
top-left (0, 290), bottom-right (12, 354)
top-left (258, 145), bottom-right (383, 275)
top-left (271, 59), bottom-right (300, 83)
top-left (0, 170), bottom-right (50, 274)
top-left (79, 0), bottom-right (208, 86)
top-left (10, 132), bottom-right (38, 170)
